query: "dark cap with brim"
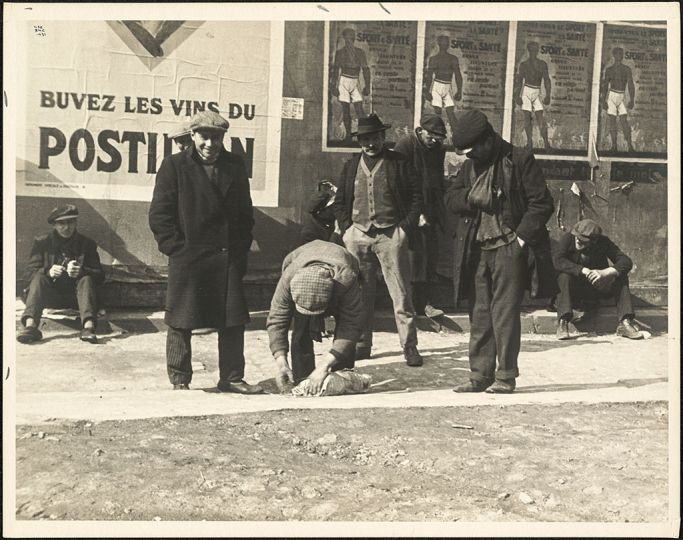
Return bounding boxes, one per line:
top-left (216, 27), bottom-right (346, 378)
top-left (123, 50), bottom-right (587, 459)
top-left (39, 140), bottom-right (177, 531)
top-left (48, 204), bottom-right (79, 224)
top-left (571, 219), bottom-right (602, 242)
top-left (451, 109), bottom-right (491, 151)
top-left (352, 113), bottom-right (391, 137)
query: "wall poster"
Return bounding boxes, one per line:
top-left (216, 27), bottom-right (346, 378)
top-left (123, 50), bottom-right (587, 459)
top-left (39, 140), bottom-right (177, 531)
top-left (598, 24), bottom-right (667, 157)
top-left (16, 20), bottom-right (284, 206)
top-left (324, 21), bottom-right (417, 150)
top-left (422, 21), bottom-right (509, 148)
top-left (511, 21), bottom-right (596, 155)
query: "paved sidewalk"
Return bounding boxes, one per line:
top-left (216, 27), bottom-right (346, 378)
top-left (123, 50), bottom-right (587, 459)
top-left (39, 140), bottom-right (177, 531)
top-left (10, 325), bottom-right (670, 424)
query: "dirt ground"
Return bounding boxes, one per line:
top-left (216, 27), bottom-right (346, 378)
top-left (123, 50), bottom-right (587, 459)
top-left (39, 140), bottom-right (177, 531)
top-left (15, 401), bottom-right (668, 523)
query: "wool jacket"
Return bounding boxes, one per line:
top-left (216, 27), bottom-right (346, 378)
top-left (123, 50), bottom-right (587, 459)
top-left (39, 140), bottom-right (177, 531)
top-left (553, 231), bottom-right (633, 277)
top-left (267, 240), bottom-right (363, 363)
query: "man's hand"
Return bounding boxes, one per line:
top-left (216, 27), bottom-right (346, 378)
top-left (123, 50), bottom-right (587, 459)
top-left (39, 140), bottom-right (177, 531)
top-left (543, 95), bottom-right (551, 106)
top-left (593, 268), bottom-right (618, 292)
top-left (601, 100), bottom-right (608, 111)
top-left (330, 86), bottom-right (339, 98)
top-left (362, 86), bottom-right (370, 96)
top-left (48, 264), bottom-right (65, 279)
top-left (423, 87), bottom-right (432, 102)
top-left (515, 96), bottom-right (523, 107)
top-left (274, 354), bottom-right (294, 393)
top-left (455, 91), bottom-right (462, 102)
top-left (307, 366), bottom-right (329, 396)
top-left (418, 214), bottom-right (429, 228)
top-left (627, 100), bottom-right (634, 110)
top-left (66, 260), bottom-right (81, 278)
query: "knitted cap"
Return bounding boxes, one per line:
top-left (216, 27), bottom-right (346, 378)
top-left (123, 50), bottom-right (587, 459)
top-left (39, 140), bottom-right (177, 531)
top-left (451, 109), bottom-right (490, 151)
top-left (290, 265), bottom-right (335, 316)
top-left (571, 219), bottom-right (602, 242)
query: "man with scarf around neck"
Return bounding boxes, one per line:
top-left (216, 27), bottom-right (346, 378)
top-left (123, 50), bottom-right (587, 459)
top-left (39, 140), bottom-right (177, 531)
top-left (18, 204), bottom-right (104, 344)
top-left (445, 109), bottom-right (556, 394)
top-left (332, 113), bottom-right (425, 367)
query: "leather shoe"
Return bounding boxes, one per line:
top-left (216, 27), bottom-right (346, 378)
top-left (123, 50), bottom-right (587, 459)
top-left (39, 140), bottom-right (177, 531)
top-left (424, 304), bottom-right (444, 318)
top-left (217, 380), bottom-right (264, 394)
top-left (453, 380), bottom-right (490, 393)
top-left (485, 379), bottom-right (516, 394)
top-left (17, 326), bottom-right (42, 344)
top-left (404, 345), bottom-right (423, 367)
top-left (80, 327), bottom-right (98, 344)
top-left (616, 318), bottom-right (644, 339)
top-left (173, 383), bottom-right (190, 390)
top-left (556, 319), bottom-right (571, 340)
top-left (355, 347), bottom-right (372, 360)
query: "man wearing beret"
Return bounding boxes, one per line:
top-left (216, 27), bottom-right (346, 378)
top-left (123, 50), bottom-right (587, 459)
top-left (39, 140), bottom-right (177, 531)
top-left (394, 114), bottom-right (449, 318)
top-left (553, 219), bottom-right (643, 340)
top-left (445, 109), bottom-right (556, 394)
top-left (149, 111), bottom-right (263, 393)
top-left (17, 204), bottom-right (104, 344)
top-left (332, 113), bottom-right (424, 367)
top-left (267, 240), bottom-right (363, 395)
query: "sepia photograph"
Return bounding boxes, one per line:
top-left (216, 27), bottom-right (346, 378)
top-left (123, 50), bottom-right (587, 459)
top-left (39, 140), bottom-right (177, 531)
top-left (3, 2), bottom-right (679, 538)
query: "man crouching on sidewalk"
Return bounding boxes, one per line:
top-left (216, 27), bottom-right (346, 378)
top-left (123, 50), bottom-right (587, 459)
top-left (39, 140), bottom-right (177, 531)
top-left (267, 240), bottom-right (363, 394)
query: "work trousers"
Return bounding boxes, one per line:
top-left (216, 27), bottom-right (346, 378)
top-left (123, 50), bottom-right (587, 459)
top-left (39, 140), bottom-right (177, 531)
top-left (343, 224), bottom-right (417, 350)
top-left (468, 241), bottom-right (527, 384)
top-left (556, 272), bottom-right (634, 322)
top-left (22, 272), bottom-right (98, 327)
top-left (166, 325), bottom-right (245, 385)
top-left (409, 225), bottom-right (440, 312)
top-left (291, 311), bottom-right (355, 384)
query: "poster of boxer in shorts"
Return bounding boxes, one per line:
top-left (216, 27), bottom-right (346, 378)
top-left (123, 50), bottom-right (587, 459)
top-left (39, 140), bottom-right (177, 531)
top-left (598, 24), bottom-right (667, 157)
top-left (324, 21), bottom-right (417, 150)
top-left (511, 22), bottom-right (596, 155)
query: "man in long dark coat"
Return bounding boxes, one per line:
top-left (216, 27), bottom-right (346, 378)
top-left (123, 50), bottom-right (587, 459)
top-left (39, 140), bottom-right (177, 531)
top-left (445, 109), bottom-right (557, 394)
top-left (149, 111), bottom-right (263, 393)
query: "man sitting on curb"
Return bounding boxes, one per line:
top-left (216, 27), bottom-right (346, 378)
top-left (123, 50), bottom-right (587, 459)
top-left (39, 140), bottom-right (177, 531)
top-left (267, 240), bottom-right (363, 395)
top-left (552, 219), bottom-right (643, 340)
top-left (17, 204), bottom-right (104, 344)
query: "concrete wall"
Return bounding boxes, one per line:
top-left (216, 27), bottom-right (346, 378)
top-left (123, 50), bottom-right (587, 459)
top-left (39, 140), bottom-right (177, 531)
top-left (15, 21), bottom-right (668, 306)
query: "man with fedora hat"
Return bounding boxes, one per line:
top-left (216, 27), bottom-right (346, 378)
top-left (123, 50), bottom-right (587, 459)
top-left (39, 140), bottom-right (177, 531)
top-left (267, 240), bottom-right (363, 395)
top-left (17, 204), bottom-right (104, 344)
top-left (150, 110), bottom-right (263, 393)
top-left (553, 218), bottom-right (642, 339)
top-left (445, 109), bottom-right (556, 394)
top-left (332, 112), bottom-right (424, 367)
top-left (395, 114), bottom-right (449, 318)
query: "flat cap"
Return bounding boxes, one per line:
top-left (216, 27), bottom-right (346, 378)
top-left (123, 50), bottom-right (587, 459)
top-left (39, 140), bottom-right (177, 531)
top-left (451, 109), bottom-right (490, 152)
top-left (169, 118), bottom-right (192, 140)
top-left (571, 219), bottom-right (602, 242)
top-left (290, 265), bottom-right (335, 316)
top-left (189, 111), bottom-right (230, 132)
top-left (47, 204), bottom-right (79, 224)
top-left (419, 114), bottom-right (447, 137)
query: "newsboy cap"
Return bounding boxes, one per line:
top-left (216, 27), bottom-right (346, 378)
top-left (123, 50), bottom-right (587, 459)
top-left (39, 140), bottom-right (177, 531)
top-left (571, 219), bottom-right (603, 242)
top-left (290, 265), bottom-right (335, 316)
top-left (169, 118), bottom-right (192, 140)
top-left (419, 114), bottom-right (447, 137)
top-left (47, 204), bottom-right (79, 224)
top-left (189, 111), bottom-right (230, 132)
top-left (352, 113), bottom-right (392, 137)
top-left (451, 109), bottom-right (491, 152)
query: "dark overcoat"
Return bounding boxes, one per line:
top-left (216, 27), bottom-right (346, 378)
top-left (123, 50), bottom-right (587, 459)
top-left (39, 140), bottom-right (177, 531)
top-left (331, 148), bottom-right (423, 248)
top-left (444, 136), bottom-right (559, 308)
top-left (149, 146), bottom-right (254, 329)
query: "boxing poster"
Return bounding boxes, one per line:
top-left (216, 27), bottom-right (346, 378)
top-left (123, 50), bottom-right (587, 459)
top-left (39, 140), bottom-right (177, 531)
top-left (511, 21), bottom-right (596, 155)
top-left (323, 21), bottom-right (418, 151)
top-left (422, 21), bottom-right (509, 148)
top-left (16, 20), bottom-right (284, 206)
top-left (597, 24), bottom-right (667, 157)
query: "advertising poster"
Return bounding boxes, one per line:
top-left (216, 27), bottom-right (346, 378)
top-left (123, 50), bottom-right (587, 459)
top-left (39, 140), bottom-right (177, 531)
top-left (598, 24), bottom-right (667, 157)
top-left (511, 21), bottom-right (596, 155)
top-left (16, 20), bottom-right (284, 206)
top-left (422, 21), bottom-right (509, 147)
top-left (324, 21), bottom-right (417, 150)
